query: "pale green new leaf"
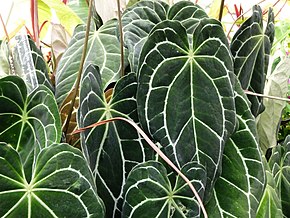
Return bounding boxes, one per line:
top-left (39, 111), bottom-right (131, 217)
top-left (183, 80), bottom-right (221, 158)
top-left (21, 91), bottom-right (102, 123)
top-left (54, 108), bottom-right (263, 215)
top-left (269, 136), bottom-right (290, 217)
top-left (55, 19), bottom-right (127, 106)
top-left (257, 58), bottom-right (290, 154)
top-left (256, 159), bottom-right (283, 218)
top-left (0, 76), bottom-right (61, 181)
top-left (0, 142), bottom-right (105, 217)
top-left (137, 19), bottom-right (236, 201)
top-left (206, 77), bottom-right (266, 217)
top-left (38, 0), bottom-right (83, 36)
top-left (0, 41), bottom-right (11, 77)
top-left (122, 161), bottom-right (207, 217)
top-left (78, 65), bottom-right (153, 217)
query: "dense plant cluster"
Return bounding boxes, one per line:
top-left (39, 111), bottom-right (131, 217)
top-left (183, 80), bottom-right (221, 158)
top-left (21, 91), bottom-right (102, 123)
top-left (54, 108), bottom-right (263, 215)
top-left (0, 0), bottom-right (289, 217)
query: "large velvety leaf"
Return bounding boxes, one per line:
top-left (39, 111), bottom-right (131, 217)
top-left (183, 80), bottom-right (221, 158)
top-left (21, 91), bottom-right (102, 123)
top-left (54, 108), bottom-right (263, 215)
top-left (268, 136), bottom-right (290, 217)
top-left (121, 0), bottom-right (207, 73)
top-left (55, 19), bottom-right (127, 106)
top-left (137, 19), bottom-right (236, 201)
top-left (78, 65), bottom-right (153, 217)
top-left (0, 142), bottom-right (105, 217)
top-left (256, 159), bottom-right (283, 218)
top-left (257, 58), bottom-right (290, 154)
top-left (230, 6), bottom-right (274, 117)
top-left (206, 77), bottom-right (266, 217)
top-left (0, 76), bottom-right (61, 181)
top-left (122, 161), bottom-right (207, 218)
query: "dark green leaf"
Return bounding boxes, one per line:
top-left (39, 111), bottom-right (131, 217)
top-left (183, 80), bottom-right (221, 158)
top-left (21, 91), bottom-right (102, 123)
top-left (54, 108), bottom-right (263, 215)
top-left (0, 76), bottom-right (61, 181)
top-left (269, 136), bottom-right (290, 217)
top-left (230, 6), bottom-right (275, 117)
top-left (78, 64), bottom-right (154, 217)
top-left (122, 161), bottom-right (206, 217)
top-left (137, 19), bottom-right (236, 201)
top-left (0, 142), bottom-right (105, 217)
top-left (206, 77), bottom-right (266, 217)
top-left (55, 19), bottom-right (127, 106)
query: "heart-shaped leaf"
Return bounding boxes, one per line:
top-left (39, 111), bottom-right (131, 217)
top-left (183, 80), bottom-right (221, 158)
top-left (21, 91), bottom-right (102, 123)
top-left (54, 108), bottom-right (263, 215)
top-left (0, 76), bottom-right (61, 181)
top-left (136, 19), bottom-right (236, 201)
top-left (78, 64), bottom-right (154, 217)
top-left (122, 161), bottom-right (207, 217)
top-left (121, 0), bottom-right (207, 73)
top-left (0, 142), bottom-right (105, 217)
top-left (206, 77), bottom-right (266, 217)
top-left (268, 136), bottom-right (290, 217)
top-left (55, 18), bottom-right (127, 106)
top-left (230, 6), bottom-right (274, 117)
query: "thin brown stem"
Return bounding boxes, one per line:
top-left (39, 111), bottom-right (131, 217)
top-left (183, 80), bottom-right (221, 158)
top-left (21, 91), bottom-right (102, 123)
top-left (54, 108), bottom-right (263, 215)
top-left (218, 0), bottom-right (225, 21)
top-left (72, 117), bottom-right (208, 218)
top-left (63, 0), bottom-right (93, 135)
top-left (0, 14), bottom-right (9, 41)
top-left (116, 0), bottom-right (125, 77)
top-left (244, 90), bottom-right (290, 102)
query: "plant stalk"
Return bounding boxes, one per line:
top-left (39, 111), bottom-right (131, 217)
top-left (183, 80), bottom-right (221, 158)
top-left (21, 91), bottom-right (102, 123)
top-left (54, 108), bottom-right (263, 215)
top-left (116, 0), bottom-right (125, 77)
top-left (31, 0), bottom-right (40, 48)
top-left (63, 0), bottom-right (93, 135)
top-left (73, 117), bottom-right (208, 218)
top-left (244, 90), bottom-right (290, 102)
top-left (218, 0), bottom-right (225, 21)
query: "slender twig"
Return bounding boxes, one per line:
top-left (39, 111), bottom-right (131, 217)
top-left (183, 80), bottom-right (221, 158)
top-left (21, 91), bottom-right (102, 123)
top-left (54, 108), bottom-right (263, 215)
top-left (244, 90), bottom-right (290, 102)
top-left (73, 117), bottom-right (208, 218)
top-left (63, 0), bottom-right (93, 135)
top-left (218, 0), bottom-right (225, 21)
top-left (0, 14), bottom-right (9, 41)
top-left (116, 0), bottom-right (125, 77)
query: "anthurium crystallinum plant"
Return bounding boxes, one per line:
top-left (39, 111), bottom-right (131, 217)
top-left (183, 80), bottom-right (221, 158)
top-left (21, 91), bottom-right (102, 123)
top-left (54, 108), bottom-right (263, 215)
top-left (0, 0), bottom-right (289, 217)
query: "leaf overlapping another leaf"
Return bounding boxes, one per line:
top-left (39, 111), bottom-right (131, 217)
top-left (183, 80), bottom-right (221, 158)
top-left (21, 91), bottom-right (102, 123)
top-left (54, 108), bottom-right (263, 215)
top-left (0, 143), bottom-right (105, 217)
top-left (206, 77), bottom-right (266, 217)
top-left (55, 19), bottom-right (127, 106)
top-left (136, 19), bottom-right (236, 202)
top-left (230, 6), bottom-right (275, 117)
top-left (122, 161), bottom-right (207, 218)
top-left (78, 64), bottom-right (153, 217)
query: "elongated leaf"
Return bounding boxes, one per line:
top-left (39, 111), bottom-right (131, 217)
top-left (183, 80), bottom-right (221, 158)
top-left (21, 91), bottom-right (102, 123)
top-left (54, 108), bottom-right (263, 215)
top-left (122, 161), bottom-right (206, 217)
top-left (78, 65), bottom-right (153, 217)
top-left (0, 76), bottom-right (61, 181)
top-left (230, 6), bottom-right (275, 117)
top-left (0, 142), bottom-right (105, 217)
top-left (55, 19), bottom-right (127, 106)
top-left (206, 77), bottom-right (266, 217)
top-left (256, 159), bottom-right (283, 218)
top-left (257, 58), bottom-right (290, 154)
top-left (269, 136), bottom-right (290, 217)
top-left (137, 19), bottom-right (236, 201)
top-left (122, 0), bottom-right (207, 73)
top-left (28, 37), bottom-right (54, 92)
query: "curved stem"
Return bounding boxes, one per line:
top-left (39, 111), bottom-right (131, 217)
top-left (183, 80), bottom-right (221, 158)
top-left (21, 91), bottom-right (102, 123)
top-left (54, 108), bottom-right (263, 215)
top-left (63, 0), bottom-right (93, 135)
top-left (73, 117), bottom-right (208, 218)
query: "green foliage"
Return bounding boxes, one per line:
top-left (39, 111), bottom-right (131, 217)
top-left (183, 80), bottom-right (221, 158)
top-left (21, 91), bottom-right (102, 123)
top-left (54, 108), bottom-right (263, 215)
top-left (0, 0), bottom-right (289, 217)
